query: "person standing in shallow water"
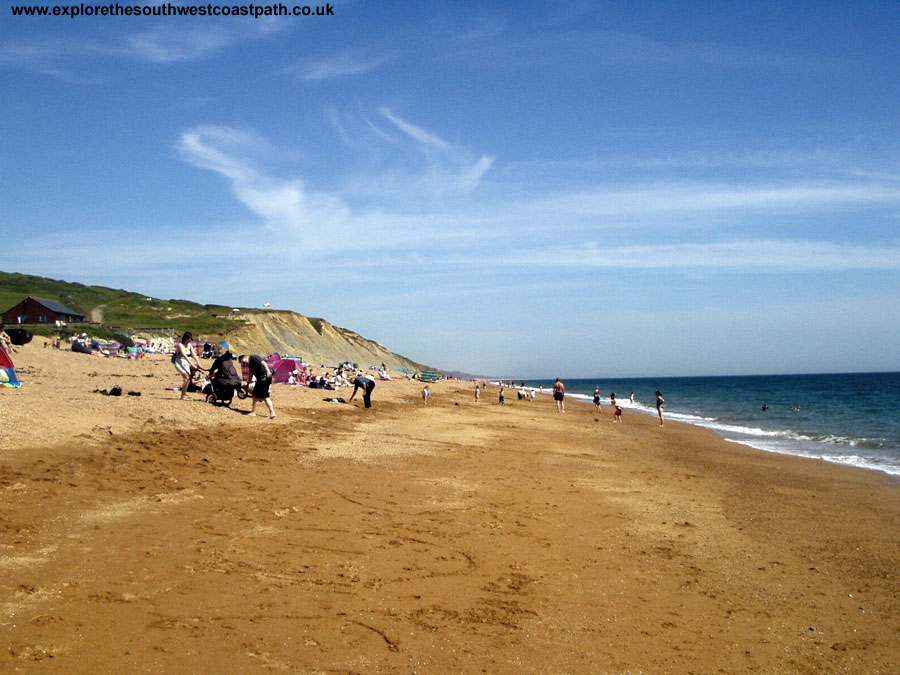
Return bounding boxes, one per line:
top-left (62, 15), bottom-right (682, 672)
top-left (655, 390), bottom-right (665, 426)
top-left (553, 378), bottom-right (565, 413)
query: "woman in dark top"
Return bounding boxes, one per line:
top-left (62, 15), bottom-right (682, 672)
top-left (208, 352), bottom-right (241, 402)
top-left (239, 354), bottom-right (276, 418)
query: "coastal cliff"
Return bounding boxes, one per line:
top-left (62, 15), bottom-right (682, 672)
top-left (216, 310), bottom-right (428, 371)
top-left (0, 270), bottom-right (430, 371)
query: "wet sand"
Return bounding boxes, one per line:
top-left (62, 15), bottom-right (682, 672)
top-left (2, 342), bottom-right (899, 672)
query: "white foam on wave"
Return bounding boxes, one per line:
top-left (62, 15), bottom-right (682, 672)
top-left (567, 391), bottom-right (900, 478)
top-left (724, 438), bottom-right (900, 477)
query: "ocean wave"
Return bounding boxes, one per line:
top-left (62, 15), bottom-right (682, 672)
top-left (651, 409), bottom-right (899, 475)
top-left (724, 438), bottom-right (900, 477)
top-left (557, 375), bottom-right (900, 478)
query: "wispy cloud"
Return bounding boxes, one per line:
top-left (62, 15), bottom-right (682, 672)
top-left (285, 51), bottom-right (393, 81)
top-left (125, 25), bottom-right (235, 63)
top-left (0, 17), bottom-right (286, 80)
top-left (449, 28), bottom-right (814, 74)
top-left (126, 17), bottom-right (286, 63)
top-left (0, 37), bottom-right (114, 83)
top-left (502, 239), bottom-right (900, 272)
top-left (514, 181), bottom-right (900, 226)
top-left (174, 119), bottom-right (900, 278)
top-left (177, 125), bottom-right (353, 248)
top-left (345, 108), bottom-right (495, 197)
top-left (175, 121), bottom-right (493, 252)
top-left (380, 108), bottom-right (453, 151)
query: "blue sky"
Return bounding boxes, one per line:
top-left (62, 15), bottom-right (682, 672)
top-left (2, 1), bottom-right (899, 377)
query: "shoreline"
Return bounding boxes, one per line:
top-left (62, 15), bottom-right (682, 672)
top-left (566, 391), bottom-right (900, 481)
top-left (515, 379), bottom-right (900, 480)
top-left (2, 342), bottom-right (899, 671)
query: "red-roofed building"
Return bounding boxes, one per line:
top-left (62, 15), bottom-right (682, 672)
top-left (2, 296), bottom-right (86, 325)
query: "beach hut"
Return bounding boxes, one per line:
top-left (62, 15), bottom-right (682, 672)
top-left (0, 344), bottom-right (21, 387)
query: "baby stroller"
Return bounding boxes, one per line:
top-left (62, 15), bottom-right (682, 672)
top-left (204, 379), bottom-right (240, 406)
top-left (205, 352), bottom-right (242, 406)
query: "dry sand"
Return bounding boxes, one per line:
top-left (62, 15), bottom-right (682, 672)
top-left (1, 341), bottom-right (899, 673)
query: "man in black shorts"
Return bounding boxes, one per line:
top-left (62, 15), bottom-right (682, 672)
top-left (239, 354), bottom-right (276, 418)
top-left (553, 378), bottom-right (565, 413)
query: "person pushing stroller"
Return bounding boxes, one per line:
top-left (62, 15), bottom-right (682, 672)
top-left (205, 351), bottom-right (242, 406)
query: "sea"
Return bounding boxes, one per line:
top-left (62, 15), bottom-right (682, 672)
top-left (513, 373), bottom-right (900, 479)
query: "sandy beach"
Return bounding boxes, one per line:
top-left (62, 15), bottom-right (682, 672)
top-left (1, 341), bottom-right (899, 673)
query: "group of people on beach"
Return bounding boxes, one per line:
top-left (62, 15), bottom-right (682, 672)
top-left (172, 331), bottom-right (382, 417)
top-left (172, 332), bottom-right (276, 417)
top-left (477, 376), bottom-right (667, 427)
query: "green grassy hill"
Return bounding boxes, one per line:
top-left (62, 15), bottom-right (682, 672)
top-left (0, 270), bottom-right (435, 371)
top-left (0, 270), bottom-right (240, 337)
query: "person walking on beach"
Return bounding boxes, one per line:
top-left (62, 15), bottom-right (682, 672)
top-left (239, 354), bottom-right (276, 418)
top-left (593, 387), bottom-right (602, 412)
top-left (422, 385), bottom-right (430, 405)
top-left (173, 331), bottom-right (204, 400)
top-left (553, 378), bottom-right (565, 413)
top-left (499, 386), bottom-right (505, 404)
top-left (349, 371), bottom-right (376, 408)
top-left (612, 398), bottom-right (623, 423)
top-left (655, 390), bottom-right (665, 426)
top-left (475, 384), bottom-right (480, 402)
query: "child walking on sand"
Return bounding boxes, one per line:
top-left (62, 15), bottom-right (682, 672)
top-left (610, 393), bottom-right (622, 422)
top-left (422, 385), bottom-right (430, 405)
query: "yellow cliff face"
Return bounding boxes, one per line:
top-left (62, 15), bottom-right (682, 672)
top-left (220, 310), bottom-right (428, 370)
